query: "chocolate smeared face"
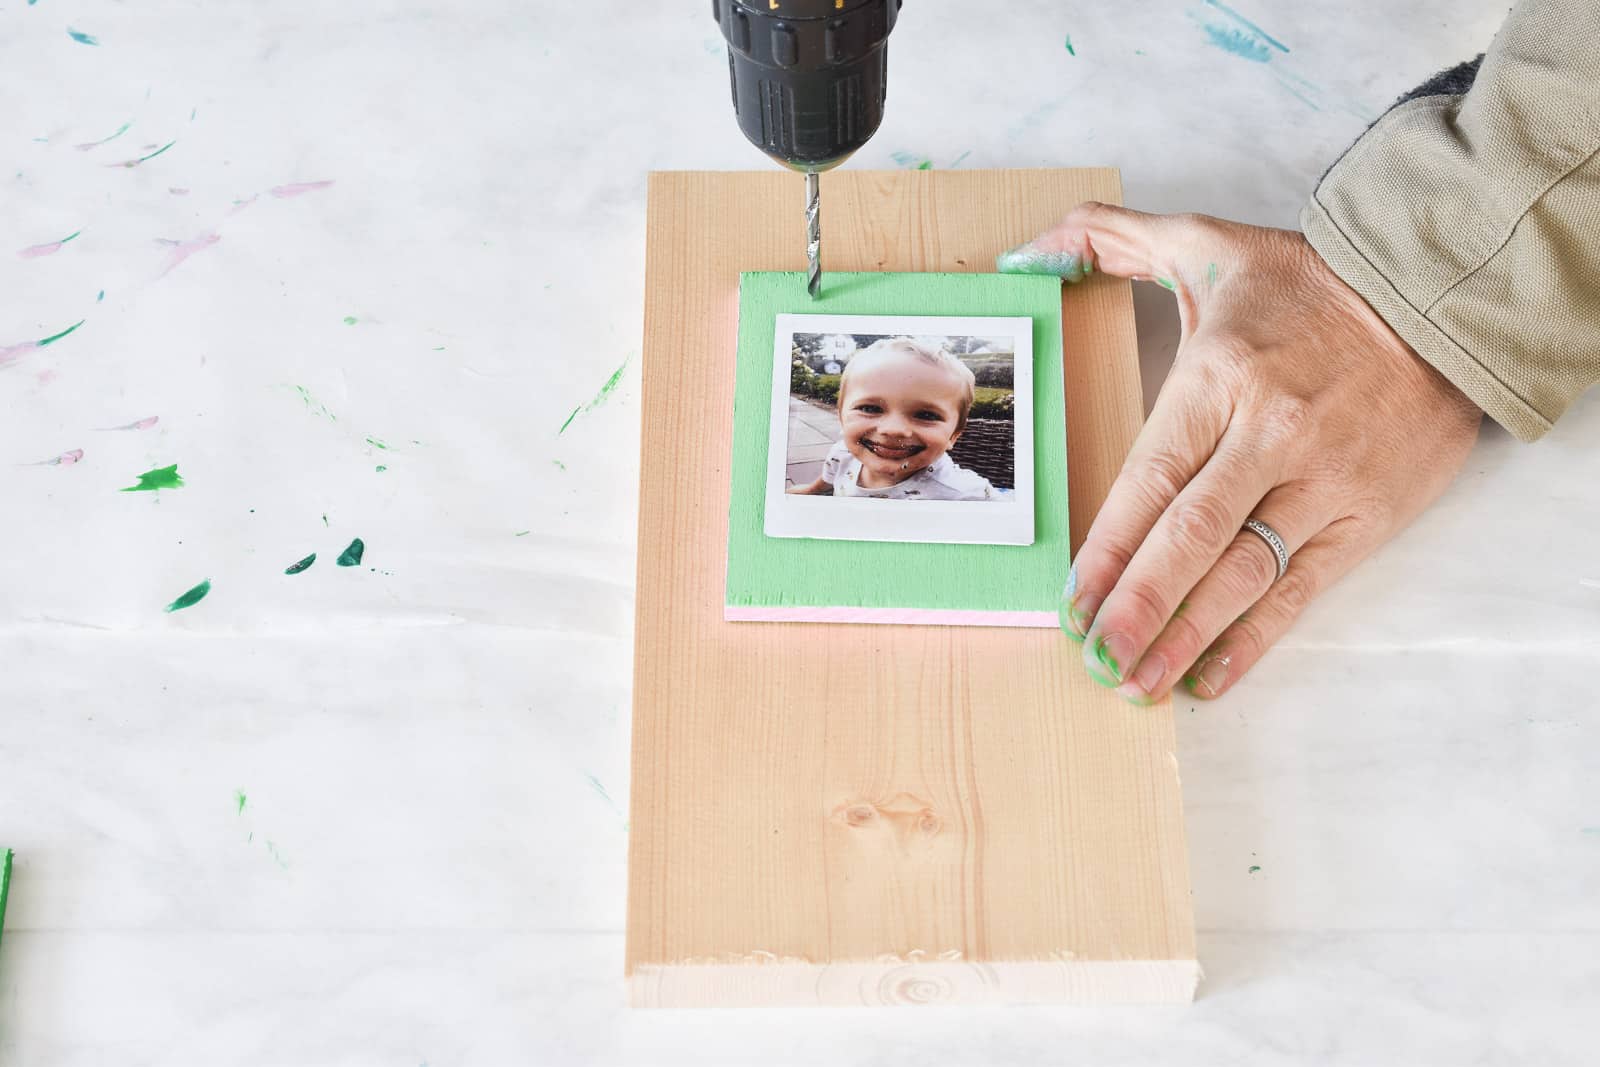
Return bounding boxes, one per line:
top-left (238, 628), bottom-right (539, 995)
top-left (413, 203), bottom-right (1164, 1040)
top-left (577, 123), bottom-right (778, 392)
top-left (838, 354), bottom-right (966, 489)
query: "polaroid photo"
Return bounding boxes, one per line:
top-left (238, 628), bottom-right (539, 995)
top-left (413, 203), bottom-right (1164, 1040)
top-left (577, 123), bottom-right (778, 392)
top-left (764, 313), bottom-right (1035, 546)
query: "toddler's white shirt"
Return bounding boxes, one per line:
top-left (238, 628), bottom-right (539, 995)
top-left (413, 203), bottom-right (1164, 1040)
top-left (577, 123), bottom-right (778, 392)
top-left (819, 439), bottom-right (998, 501)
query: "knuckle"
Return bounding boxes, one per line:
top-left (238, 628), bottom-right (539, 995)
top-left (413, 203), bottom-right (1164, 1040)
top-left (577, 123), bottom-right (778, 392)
top-left (1068, 200), bottom-right (1113, 228)
top-left (1131, 449), bottom-right (1192, 506)
top-left (1169, 495), bottom-right (1235, 556)
top-left (1226, 537), bottom-right (1281, 595)
top-left (1105, 581), bottom-right (1171, 639)
top-left (1312, 449), bottom-right (1363, 493)
top-left (1354, 493), bottom-right (1398, 530)
top-left (1275, 564), bottom-right (1320, 614)
top-left (1157, 610), bottom-right (1211, 663)
top-left (1229, 614), bottom-right (1272, 659)
top-left (1260, 395), bottom-right (1315, 444)
top-left (1085, 538), bottom-right (1135, 578)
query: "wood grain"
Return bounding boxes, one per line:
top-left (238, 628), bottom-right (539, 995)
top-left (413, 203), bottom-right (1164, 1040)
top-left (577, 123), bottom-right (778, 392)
top-left (628, 169), bottom-right (1196, 1007)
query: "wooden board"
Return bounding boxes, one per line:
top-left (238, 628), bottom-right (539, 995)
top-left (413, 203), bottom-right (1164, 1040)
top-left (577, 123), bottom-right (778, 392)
top-left (628, 169), bottom-right (1197, 1007)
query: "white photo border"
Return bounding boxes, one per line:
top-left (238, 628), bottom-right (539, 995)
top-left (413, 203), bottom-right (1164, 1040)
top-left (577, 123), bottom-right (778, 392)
top-left (764, 313), bottom-right (1035, 546)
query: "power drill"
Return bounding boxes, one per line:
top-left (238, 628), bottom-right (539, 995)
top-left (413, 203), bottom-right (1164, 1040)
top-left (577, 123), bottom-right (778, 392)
top-left (713, 0), bottom-right (901, 298)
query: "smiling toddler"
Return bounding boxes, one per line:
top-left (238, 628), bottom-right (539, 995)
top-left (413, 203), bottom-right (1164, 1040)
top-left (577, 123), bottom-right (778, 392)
top-left (788, 337), bottom-right (998, 501)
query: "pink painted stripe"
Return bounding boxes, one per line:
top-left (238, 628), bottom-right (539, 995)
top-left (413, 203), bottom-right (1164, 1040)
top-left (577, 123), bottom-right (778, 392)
top-left (268, 180), bottom-right (335, 199)
top-left (725, 606), bottom-right (1058, 628)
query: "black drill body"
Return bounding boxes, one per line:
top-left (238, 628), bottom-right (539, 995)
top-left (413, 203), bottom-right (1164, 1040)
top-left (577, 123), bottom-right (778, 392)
top-left (714, 0), bottom-right (899, 171)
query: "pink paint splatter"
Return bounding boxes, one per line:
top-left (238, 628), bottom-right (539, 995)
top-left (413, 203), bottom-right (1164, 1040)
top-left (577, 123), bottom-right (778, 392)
top-left (37, 369), bottom-right (59, 385)
top-left (75, 121), bottom-right (132, 152)
top-left (95, 416), bottom-right (160, 431)
top-left (269, 180), bottom-right (335, 199)
top-left (157, 232), bottom-right (220, 277)
top-left (31, 449), bottom-right (84, 467)
top-left (0, 341), bottom-right (38, 368)
top-left (19, 230), bottom-right (82, 259)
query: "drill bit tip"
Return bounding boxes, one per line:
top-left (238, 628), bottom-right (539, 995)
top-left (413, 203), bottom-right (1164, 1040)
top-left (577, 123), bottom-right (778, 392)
top-left (805, 171), bottom-right (821, 300)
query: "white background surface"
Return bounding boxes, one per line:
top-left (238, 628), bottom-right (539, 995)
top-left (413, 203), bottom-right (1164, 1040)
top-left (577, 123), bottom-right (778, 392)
top-left (2, 1), bottom-right (1596, 1064)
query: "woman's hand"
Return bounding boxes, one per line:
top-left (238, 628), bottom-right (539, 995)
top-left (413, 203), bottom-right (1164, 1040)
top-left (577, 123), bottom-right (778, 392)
top-left (1003, 204), bottom-right (1483, 702)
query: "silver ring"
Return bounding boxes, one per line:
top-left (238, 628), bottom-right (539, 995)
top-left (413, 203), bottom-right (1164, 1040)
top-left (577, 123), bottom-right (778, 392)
top-left (1242, 518), bottom-right (1290, 581)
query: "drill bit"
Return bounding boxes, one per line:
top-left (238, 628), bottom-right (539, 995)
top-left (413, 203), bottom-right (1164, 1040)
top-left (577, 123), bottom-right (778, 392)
top-left (805, 170), bottom-right (821, 299)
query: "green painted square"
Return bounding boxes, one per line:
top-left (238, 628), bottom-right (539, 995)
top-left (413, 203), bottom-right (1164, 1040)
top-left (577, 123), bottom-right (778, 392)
top-left (727, 271), bottom-right (1070, 613)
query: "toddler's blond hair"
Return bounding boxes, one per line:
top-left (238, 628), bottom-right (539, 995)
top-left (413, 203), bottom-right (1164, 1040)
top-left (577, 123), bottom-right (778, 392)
top-left (839, 337), bottom-right (977, 431)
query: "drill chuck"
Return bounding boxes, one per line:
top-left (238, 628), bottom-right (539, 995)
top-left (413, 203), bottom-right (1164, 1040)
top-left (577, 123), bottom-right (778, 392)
top-left (714, 0), bottom-right (900, 171)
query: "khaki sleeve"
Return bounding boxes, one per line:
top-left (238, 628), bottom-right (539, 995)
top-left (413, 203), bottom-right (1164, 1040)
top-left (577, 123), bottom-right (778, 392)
top-left (1301, 0), bottom-right (1600, 442)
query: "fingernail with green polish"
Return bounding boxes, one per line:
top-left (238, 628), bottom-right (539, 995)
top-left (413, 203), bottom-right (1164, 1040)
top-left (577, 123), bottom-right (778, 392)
top-left (1187, 651), bottom-right (1232, 698)
top-left (1116, 651), bottom-right (1168, 705)
top-left (1089, 633), bottom-right (1132, 684)
top-left (1057, 566), bottom-right (1082, 640)
top-left (1067, 592), bottom-right (1101, 638)
top-left (996, 244), bottom-right (1090, 283)
top-left (1058, 599), bottom-right (1086, 642)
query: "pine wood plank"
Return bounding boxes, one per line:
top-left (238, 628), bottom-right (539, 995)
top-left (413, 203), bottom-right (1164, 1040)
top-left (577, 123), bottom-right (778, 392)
top-left (628, 169), bottom-right (1196, 1007)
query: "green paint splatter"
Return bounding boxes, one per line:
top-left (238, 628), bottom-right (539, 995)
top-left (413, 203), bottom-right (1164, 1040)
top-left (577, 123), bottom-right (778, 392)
top-left (552, 459), bottom-right (566, 471)
top-left (1156, 276), bottom-right (1176, 290)
top-left (1248, 865), bottom-right (1261, 873)
top-left (1206, 262), bottom-right (1218, 286)
top-left (0, 849), bottom-right (12, 952)
top-left (120, 463), bottom-right (183, 492)
top-left (375, 464), bottom-right (387, 473)
top-left (235, 790), bottom-right (247, 815)
top-left (290, 385), bottom-right (336, 421)
top-left (365, 436), bottom-right (391, 451)
top-left (164, 579), bottom-right (211, 613)
top-left (343, 315), bottom-right (357, 325)
top-left (81, 122), bottom-right (132, 149)
top-left (558, 355), bottom-right (632, 434)
top-left (948, 149), bottom-right (972, 168)
top-left (1174, 600), bottom-right (1191, 618)
top-left (1064, 35), bottom-right (1076, 55)
top-left (67, 27), bottom-right (99, 45)
top-left (285, 553), bottom-right (316, 575)
top-left (321, 514), bottom-right (329, 527)
top-left (916, 160), bottom-right (931, 170)
top-left (264, 840), bottom-right (288, 869)
top-left (1134, 48), bottom-right (1146, 55)
top-left (996, 248), bottom-right (1090, 283)
top-left (336, 538), bottom-right (365, 567)
top-left (585, 772), bottom-right (628, 827)
top-left (432, 346), bottom-right (446, 351)
top-left (37, 319), bottom-right (85, 347)
top-left (514, 530), bottom-right (531, 537)
top-left (120, 140), bottom-right (176, 168)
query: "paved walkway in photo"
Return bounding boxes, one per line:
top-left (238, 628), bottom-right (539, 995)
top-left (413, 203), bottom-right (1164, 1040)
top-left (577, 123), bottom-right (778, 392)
top-left (785, 396), bottom-right (841, 487)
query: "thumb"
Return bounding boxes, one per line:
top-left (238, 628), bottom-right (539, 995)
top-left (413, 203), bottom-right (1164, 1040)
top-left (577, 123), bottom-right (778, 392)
top-left (997, 201), bottom-right (1182, 286)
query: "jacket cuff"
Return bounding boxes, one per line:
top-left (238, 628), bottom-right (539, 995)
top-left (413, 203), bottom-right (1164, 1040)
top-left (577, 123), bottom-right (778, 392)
top-left (1301, 197), bottom-right (1552, 443)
